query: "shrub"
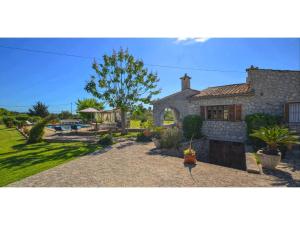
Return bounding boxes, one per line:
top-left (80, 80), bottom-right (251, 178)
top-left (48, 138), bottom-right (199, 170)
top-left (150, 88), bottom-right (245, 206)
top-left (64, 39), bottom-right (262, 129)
top-left (245, 113), bottom-right (281, 148)
top-left (27, 115), bottom-right (56, 144)
top-left (182, 115), bottom-right (203, 139)
top-left (15, 114), bottom-right (29, 122)
top-left (152, 126), bottom-right (165, 139)
top-left (250, 126), bottom-right (300, 155)
top-left (98, 134), bottom-right (113, 146)
top-left (2, 116), bottom-right (15, 128)
top-left (136, 132), bottom-right (152, 142)
top-left (160, 127), bottom-right (182, 149)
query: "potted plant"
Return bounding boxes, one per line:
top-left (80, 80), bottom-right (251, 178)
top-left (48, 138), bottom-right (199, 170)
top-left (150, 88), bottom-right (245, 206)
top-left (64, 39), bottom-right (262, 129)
top-left (250, 126), bottom-right (300, 169)
top-left (183, 136), bottom-right (196, 164)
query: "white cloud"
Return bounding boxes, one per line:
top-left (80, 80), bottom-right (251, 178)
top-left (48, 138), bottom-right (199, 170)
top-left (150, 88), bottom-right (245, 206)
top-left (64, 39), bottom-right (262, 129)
top-left (174, 37), bottom-right (210, 44)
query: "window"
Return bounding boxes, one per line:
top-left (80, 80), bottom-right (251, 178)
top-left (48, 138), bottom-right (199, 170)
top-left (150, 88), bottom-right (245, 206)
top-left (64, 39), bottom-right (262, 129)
top-left (207, 105), bottom-right (229, 120)
top-left (201, 104), bottom-right (242, 121)
top-left (289, 103), bottom-right (300, 123)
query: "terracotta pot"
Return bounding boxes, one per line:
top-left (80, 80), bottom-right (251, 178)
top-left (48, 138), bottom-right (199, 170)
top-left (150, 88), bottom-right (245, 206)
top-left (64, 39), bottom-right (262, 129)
top-left (257, 149), bottom-right (281, 169)
top-left (184, 154), bottom-right (196, 164)
top-left (152, 138), bottom-right (161, 148)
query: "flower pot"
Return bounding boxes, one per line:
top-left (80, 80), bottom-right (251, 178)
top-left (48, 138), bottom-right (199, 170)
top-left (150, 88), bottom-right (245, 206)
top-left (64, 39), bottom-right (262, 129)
top-left (184, 154), bottom-right (196, 164)
top-left (257, 150), bottom-right (281, 169)
top-left (152, 138), bottom-right (161, 148)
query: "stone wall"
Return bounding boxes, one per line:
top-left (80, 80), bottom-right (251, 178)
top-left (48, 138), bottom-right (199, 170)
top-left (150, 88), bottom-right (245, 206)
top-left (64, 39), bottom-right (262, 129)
top-left (153, 69), bottom-right (300, 143)
top-left (190, 69), bottom-right (300, 142)
top-left (160, 138), bottom-right (209, 162)
top-left (153, 89), bottom-right (199, 126)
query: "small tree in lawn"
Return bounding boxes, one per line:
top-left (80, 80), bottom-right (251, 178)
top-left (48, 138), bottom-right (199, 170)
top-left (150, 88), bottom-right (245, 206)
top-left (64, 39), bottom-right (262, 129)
top-left (85, 48), bottom-right (161, 134)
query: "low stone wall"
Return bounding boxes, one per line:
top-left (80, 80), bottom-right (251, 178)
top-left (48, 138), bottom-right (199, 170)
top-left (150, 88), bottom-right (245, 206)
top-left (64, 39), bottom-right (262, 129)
top-left (160, 137), bottom-right (209, 162)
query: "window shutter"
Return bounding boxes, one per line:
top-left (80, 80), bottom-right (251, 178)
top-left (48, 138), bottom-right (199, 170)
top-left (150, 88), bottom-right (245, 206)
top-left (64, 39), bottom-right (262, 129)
top-left (284, 103), bottom-right (289, 122)
top-left (228, 105), bottom-right (236, 121)
top-left (235, 104), bottom-right (242, 121)
top-left (200, 106), bottom-right (206, 120)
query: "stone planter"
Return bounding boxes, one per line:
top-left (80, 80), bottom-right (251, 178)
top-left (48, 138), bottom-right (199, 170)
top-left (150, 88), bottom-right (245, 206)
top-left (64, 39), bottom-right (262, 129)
top-left (257, 150), bottom-right (281, 169)
top-left (152, 138), bottom-right (161, 149)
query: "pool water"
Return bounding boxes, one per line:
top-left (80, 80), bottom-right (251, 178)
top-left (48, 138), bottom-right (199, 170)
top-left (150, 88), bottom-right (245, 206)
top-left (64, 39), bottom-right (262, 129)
top-left (47, 124), bottom-right (91, 131)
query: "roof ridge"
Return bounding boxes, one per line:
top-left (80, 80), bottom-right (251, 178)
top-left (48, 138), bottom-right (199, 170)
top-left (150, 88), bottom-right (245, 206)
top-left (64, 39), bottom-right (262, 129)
top-left (204, 83), bottom-right (247, 89)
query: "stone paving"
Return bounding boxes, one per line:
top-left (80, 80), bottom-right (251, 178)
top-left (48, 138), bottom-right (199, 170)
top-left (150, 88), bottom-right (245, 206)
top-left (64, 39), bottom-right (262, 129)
top-left (9, 141), bottom-right (298, 187)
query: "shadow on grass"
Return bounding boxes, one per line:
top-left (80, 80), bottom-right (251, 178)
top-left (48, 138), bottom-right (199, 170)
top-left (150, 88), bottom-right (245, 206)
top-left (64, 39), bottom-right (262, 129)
top-left (0, 142), bottom-right (99, 170)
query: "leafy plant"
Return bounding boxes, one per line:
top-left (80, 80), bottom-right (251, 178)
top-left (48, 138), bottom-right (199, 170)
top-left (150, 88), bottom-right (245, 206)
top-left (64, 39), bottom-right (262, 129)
top-left (85, 48), bottom-right (161, 134)
top-left (136, 132), bottom-right (152, 142)
top-left (250, 126), bottom-right (300, 155)
top-left (245, 113), bottom-right (281, 148)
top-left (27, 115), bottom-right (56, 144)
top-left (160, 127), bottom-right (182, 149)
top-left (98, 134), bottom-right (113, 146)
top-left (182, 115), bottom-right (203, 139)
top-left (2, 116), bottom-right (15, 128)
top-left (58, 111), bottom-right (73, 120)
top-left (28, 101), bottom-right (49, 118)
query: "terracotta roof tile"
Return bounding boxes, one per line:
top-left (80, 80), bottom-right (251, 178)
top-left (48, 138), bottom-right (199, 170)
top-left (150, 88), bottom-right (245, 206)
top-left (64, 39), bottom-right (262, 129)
top-left (193, 83), bottom-right (252, 98)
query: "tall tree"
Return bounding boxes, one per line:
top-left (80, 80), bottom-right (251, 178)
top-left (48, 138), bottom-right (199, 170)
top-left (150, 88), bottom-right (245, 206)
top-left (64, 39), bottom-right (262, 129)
top-left (28, 101), bottom-right (49, 118)
top-left (85, 48), bottom-right (160, 134)
top-left (58, 110), bottom-right (73, 120)
top-left (76, 98), bottom-right (104, 121)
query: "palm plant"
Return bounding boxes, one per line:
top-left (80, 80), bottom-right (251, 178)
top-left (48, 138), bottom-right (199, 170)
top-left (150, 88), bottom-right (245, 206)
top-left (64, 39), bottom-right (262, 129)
top-left (250, 126), bottom-right (300, 155)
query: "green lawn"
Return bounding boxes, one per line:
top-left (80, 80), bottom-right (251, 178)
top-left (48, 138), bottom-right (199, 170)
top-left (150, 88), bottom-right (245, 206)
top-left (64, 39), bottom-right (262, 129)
top-left (163, 120), bottom-right (175, 125)
top-left (130, 120), bottom-right (141, 128)
top-left (0, 125), bottom-right (99, 186)
top-left (112, 132), bottom-right (139, 138)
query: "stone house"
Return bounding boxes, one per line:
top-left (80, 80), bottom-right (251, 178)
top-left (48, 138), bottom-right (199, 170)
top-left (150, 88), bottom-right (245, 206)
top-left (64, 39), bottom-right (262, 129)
top-left (152, 66), bottom-right (300, 143)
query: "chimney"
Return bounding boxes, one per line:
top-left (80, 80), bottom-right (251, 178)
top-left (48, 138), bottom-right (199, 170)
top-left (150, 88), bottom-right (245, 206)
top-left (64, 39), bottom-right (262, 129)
top-left (180, 73), bottom-right (191, 91)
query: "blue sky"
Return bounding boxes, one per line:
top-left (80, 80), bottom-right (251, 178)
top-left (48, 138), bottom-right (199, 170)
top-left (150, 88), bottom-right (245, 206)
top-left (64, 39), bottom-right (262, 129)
top-left (0, 38), bottom-right (299, 113)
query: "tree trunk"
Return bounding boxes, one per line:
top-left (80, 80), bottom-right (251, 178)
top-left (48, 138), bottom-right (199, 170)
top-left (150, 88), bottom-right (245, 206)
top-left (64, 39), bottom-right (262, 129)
top-left (120, 109), bottom-right (127, 135)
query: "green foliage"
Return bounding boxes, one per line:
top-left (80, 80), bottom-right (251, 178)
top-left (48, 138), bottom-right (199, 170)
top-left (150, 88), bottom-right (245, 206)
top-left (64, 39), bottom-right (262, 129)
top-left (28, 115), bottom-right (42, 123)
top-left (15, 114), bottom-right (29, 121)
top-left (250, 126), bottom-right (300, 155)
top-left (160, 127), bottom-right (183, 149)
top-left (28, 101), bottom-right (49, 118)
top-left (141, 119), bottom-right (154, 130)
top-left (85, 48), bottom-right (161, 133)
top-left (164, 109), bottom-right (175, 121)
top-left (98, 134), bottom-right (113, 146)
top-left (76, 98), bottom-right (104, 121)
top-left (182, 115), bottom-right (203, 139)
top-left (27, 115), bottom-right (56, 144)
top-left (136, 132), bottom-right (152, 142)
top-left (131, 106), bottom-right (153, 122)
top-left (245, 113), bottom-right (281, 148)
top-left (2, 116), bottom-right (15, 128)
top-left (58, 111), bottom-right (73, 120)
top-left (152, 126), bottom-right (165, 139)
top-left (183, 148), bottom-right (195, 156)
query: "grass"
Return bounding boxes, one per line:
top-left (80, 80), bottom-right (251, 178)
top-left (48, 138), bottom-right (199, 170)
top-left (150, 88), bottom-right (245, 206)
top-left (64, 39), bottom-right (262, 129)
top-left (0, 125), bottom-right (99, 186)
top-left (163, 120), bottom-right (174, 125)
top-left (130, 120), bottom-right (141, 128)
top-left (130, 119), bottom-right (175, 128)
top-left (253, 152), bottom-right (261, 165)
top-left (112, 132), bottom-right (139, 138)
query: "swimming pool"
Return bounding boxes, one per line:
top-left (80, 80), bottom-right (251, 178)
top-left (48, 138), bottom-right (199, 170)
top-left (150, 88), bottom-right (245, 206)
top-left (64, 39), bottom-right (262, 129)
top-left (47, 124), bottom-right (91, 131)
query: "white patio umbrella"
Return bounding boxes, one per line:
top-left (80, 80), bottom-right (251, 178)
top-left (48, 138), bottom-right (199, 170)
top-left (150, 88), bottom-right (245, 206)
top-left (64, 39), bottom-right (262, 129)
top-left (79, 107), bottom-right (101, 125)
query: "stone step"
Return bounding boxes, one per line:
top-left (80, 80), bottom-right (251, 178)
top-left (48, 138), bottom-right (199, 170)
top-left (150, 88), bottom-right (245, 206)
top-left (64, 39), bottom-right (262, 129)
top-left (245, 152), bottom-right (261, 174)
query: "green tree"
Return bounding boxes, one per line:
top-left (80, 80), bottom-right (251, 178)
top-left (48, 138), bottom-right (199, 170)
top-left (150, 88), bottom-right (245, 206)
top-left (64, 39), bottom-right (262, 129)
top-left (85, 48), bottom-right (160, 134)
top-left (58, 111), bottom-right (73, 120)
top-left (76, 98), bottom-right (104, 121)
top-left (28, 101), bottom-right (49, 118)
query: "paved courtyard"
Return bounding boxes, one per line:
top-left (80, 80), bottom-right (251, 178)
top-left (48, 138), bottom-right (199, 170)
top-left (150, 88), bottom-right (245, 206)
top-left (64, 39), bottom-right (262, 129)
top-left (9, 141), bottom-right (300, 187)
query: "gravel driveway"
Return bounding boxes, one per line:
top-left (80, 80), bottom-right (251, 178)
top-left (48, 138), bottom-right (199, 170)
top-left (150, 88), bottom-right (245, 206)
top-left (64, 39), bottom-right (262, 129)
top-left (9, 141), bottom-right (289, 187)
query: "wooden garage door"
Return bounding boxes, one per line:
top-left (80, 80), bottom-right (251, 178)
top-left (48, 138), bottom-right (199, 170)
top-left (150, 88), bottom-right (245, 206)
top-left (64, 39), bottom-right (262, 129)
top-left (209, 140), bottom-right (246, 170)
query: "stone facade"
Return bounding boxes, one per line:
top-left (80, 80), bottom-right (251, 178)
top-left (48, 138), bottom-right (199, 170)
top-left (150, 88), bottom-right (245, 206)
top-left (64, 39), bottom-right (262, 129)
top-left (152, 67), bottom-right (300, 143)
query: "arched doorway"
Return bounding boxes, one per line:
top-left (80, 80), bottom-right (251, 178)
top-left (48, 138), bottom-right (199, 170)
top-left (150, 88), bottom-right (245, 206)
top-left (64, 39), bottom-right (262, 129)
top-left (159, 107), bottom-right (180, 126)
